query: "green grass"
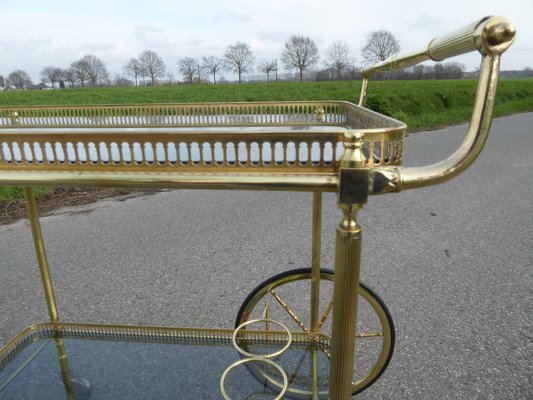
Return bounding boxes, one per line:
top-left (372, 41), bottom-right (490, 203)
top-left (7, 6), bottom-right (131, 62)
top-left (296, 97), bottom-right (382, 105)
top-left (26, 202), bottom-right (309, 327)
top-left (0, 186), bottom-right (53, 200)
top-left (1, 78), bottom-right (532, 200)
top-left (1, 78), bottom-right (532, 130)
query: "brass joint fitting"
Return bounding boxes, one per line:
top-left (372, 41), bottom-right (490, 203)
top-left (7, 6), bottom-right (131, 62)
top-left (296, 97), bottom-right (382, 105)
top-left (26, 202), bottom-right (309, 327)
top-left (338, 132), bottom-right (369, 205)
top-left (10, 111), bottom-right (19, 125)
top-left (340, 132), bottom-right (366, 169)
top-left (315, 107), bottom-right (325, 122)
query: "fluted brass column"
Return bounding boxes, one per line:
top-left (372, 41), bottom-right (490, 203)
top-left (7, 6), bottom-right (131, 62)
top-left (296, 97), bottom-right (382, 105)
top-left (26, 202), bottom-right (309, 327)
top-left (310, 191), bottom-right (322, 333)
top-left (55, 337), bottom-right (76, 400)
top-left (311, 192), bottom-right (322, 399)
top-left (329, 132), bottom-right (368, 399)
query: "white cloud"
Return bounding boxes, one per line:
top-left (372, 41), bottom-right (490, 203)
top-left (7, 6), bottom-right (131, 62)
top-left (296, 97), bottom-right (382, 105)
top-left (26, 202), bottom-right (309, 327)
top-left (0, 0), bottom-right (530, 81)
top-left (214, 10), bottom-right (253, 24)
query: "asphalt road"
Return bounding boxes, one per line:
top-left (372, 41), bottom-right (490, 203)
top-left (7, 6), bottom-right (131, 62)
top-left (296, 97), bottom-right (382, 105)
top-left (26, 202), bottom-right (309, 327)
top-left (0, 113), bottom-right (532, 399)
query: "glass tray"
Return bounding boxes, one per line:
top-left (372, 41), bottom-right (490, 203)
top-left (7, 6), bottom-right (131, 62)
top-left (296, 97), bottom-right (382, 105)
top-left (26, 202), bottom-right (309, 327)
top-left (0, 322), bottom-right (331, 399)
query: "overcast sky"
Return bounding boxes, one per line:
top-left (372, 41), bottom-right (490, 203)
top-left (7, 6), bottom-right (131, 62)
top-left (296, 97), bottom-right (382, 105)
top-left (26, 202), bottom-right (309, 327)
top-left (0, 0), bottom-right (531, 82)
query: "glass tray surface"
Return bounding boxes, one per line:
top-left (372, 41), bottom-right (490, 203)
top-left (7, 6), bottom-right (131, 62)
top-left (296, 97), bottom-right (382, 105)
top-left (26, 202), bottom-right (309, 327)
top-left (0, 323), bottom-right (331, 399)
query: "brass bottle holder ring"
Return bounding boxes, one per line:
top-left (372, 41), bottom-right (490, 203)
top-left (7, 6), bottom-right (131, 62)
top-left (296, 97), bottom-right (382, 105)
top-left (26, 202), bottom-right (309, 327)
top-left (220, 319), bottom-right (292, 399)
top-left (231, 318), bottom-right (292, 359)
top-left (220, 357), bottom-right (289, 400)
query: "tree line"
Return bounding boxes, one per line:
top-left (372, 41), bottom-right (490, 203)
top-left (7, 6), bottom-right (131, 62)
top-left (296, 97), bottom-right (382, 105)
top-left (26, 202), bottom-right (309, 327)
top-left (0, 31), bottom-right (483, 90)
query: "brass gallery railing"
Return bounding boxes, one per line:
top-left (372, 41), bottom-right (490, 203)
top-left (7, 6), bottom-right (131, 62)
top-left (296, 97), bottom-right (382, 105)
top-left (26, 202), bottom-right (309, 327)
top-left (0, 15), bottom-right (517, 400)
top-left (0, 127), bottom-right (401, 169)
top-left (1, 102), bottom-right (347, 127)
top-left (0, 101), bottom-right (404, 191)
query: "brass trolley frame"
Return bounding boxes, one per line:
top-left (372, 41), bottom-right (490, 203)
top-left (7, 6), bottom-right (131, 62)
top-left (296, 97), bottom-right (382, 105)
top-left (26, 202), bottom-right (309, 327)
top-left (0, 16), bottom-right (516, 399)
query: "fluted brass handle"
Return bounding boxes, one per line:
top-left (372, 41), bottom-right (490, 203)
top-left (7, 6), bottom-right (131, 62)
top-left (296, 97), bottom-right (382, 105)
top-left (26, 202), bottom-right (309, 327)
top-left (360, 16), bottom-right (516, 79)
top-left (427, 17), bottom-right (491, 61)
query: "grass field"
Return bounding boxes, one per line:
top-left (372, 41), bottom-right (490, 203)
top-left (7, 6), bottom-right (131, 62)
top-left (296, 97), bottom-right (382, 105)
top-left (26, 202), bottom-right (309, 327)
top-left (1, 78), bottom-right (532, 130)
top-left (0, 186), bottom-right (52, 200)
top-left (1, 78), bottom-right (532, 200)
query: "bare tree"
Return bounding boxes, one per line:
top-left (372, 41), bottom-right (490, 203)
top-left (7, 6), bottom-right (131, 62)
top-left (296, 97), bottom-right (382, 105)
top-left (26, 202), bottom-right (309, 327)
top-left (40, 66), bottom-right (63, 89)
top-left (52, 67), bottom-right (63, 88)
top-left (165, 72), bottom-right (175, 85)
top-left (139, 50), bottom-right (166, 86)
top-left (62, 68), bottom-right (78, 88)
top-left (202, 56), bottom-right (223, 84)
top-left (0, 75), bottom-right (5, 89)
top-left (361, 31), bottom-right (400, 64)
top-left (433, 62), bottom-right (465, 79)
top-left (379, 61), bottom-right (466, 80)
top-left (70, 58), bottom-right (90, 88)
top-left (7, 70), bottom-right (32, 90)
top-left (326, 41), bottom-right (354, 80)
top-left (281, 35), bottom-right (319, 82)
top-left (70, 55), bottom-right (109, 87)
top-left (114, 74), bottom-right (133, 87)
top-left (178, 57), bottom-right (198, 83)
top-left (123, 58), bottom-right (143, 86)
top-left (433, 64), bottom-right (445, 79)
top-left (443, 62), bottom-right (465, 79)
top-left (224, 42), bottom-right (255, 83)
top-left (40, 66), bottom-right (55, 88)
top-left (411, 65), bottom-right (426, 80)
top-left (259, 60), bottom-right (277, 82)
top-left (83, 55), bottom-right (109, 87)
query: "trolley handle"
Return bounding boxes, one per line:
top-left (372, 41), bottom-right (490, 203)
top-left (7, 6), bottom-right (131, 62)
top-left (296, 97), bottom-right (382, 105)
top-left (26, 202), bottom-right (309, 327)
top-left (364, 16), bottom-right (517, 194)
top-left (360, 17), bottom-right (493, 79)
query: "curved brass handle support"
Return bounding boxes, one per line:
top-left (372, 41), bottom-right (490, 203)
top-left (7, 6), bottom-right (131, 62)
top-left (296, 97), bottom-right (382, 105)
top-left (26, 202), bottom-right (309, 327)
top-left (366, 16), bottom-right (516, 193)
top-left (401, 53), bottom-right (499, 189)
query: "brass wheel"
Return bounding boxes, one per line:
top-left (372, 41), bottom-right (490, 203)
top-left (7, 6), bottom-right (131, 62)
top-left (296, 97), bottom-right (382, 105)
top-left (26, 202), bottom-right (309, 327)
top-left (235, 268), bottom-right (394, 398)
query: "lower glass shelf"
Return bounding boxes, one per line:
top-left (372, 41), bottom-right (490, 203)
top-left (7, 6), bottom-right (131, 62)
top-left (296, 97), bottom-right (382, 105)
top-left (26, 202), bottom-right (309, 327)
top-left (0, 322), bottom-right (331, 399)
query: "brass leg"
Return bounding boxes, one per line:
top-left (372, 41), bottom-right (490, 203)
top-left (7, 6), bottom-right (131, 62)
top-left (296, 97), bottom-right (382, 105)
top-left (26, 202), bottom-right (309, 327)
top-left (311, 192), bottom-right (322, 398)
top-left (54, 337), bottom-right (76, 400)
top-left (310, 191), bottom-right (322, 333)
top-left (23, 187), bottom-right (59, 322)
top-left (329, 131), bottom-right (368, 399)
top-left (311, 344), bottom-right (320, 400)
top-left (23, 188), bottom-right (75, 399)
top-left (329, 205), bottom-right (362, 399)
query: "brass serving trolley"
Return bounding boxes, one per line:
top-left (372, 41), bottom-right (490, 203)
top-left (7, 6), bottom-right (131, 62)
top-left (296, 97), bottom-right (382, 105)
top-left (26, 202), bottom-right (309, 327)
top-left (0, 16), bottom-right (516, 399)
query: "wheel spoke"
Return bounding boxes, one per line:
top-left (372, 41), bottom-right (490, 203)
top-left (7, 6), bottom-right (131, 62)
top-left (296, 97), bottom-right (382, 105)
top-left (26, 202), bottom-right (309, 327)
top-left (269, 289), bottom-right (308, 332)
top-left (262, 303), bottom-right (270, 320)
top-left (355, 332), bottom-right (383, 338)
top-left (318, 300), bottom-right (334, 330)
top-left (319, 345), bottom-right (331, 359)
